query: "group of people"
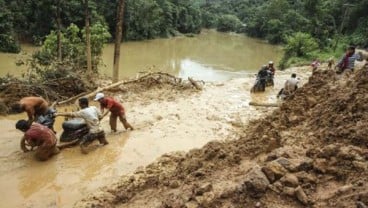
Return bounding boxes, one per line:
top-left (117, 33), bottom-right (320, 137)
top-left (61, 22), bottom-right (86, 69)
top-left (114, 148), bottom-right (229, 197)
top-left (253, 59), bottom-right (299, 99)
top-left (252, 61), bottom-right (276, 92)
top-left (265, 46), bottom-right (363, 99)
top-left (14, 93), bottom-right (133, 161)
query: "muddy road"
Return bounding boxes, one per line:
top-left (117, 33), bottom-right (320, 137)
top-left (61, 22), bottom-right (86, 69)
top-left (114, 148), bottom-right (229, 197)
top-left (0, 68), bottom-right (310, 207)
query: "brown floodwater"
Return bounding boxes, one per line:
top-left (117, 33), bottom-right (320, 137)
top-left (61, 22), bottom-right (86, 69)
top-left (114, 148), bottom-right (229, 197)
top-left (0, 30), bottom-right (289, 207)
top-left (0, 30), bottom-right (282, 81)
top-left (0, 67), bottom-right (312, 208)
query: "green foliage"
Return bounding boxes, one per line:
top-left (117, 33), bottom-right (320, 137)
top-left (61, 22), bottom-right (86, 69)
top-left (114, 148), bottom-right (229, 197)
top-left (125, 0), bottom-right (165, 40)
top-left (284, 32), bottom-right (319, 57)
top-left (32, 23), bottom-right (111, 74)
top-left (0, 0), bottom-right (20, 53)
top-left (217, 15), bottom-right (244, 33)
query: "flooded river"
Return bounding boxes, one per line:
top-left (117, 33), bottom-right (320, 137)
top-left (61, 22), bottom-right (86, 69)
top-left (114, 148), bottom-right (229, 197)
top-left (0, 30), bottom-right (288, 207)
top-left (0, 30), bottom-right (282, 81)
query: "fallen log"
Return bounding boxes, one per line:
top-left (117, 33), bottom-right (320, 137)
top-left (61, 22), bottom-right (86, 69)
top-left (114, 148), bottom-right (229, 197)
top-left (249, 101), bottom-right (279, 107)
top-left (188, 77), bottom-right (203, 90)
top-left (57, 72), bottom-right (201, 105)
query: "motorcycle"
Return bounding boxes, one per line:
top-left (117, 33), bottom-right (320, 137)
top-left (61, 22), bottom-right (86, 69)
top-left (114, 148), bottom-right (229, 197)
top-left (250, 77), bottom-right (266, 93)
top-left (60, 119), bottom-right (89, 143)
top-left (36, 108), bottom-right (57, 132)
top-left (265, 73), bottom-right (274, 87)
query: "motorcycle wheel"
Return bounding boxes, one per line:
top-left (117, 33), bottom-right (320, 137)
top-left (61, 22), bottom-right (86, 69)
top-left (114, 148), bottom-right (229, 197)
top-left (60, 131), bottom-right (78, 142)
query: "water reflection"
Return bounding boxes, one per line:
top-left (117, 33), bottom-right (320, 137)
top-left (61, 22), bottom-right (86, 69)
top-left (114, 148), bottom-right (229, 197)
top-left (178, 59), bottom-right (251, 82)
top-left (0, 30), bottom-right (282, 80)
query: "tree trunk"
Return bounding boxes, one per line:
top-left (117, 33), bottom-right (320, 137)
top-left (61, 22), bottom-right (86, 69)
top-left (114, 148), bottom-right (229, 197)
top-left (56, 0), bottom-right (62, 61)
top-left (113, 0), bottom-right (125, 83)
top-left (85, 0), bottom-right (92, 74)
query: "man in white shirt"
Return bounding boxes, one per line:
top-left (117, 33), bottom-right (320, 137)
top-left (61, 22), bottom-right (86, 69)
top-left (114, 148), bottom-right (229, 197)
top-left (55, 97), bottom-right (108, 153)
top-left (277, 73), bottom-right (299, 99)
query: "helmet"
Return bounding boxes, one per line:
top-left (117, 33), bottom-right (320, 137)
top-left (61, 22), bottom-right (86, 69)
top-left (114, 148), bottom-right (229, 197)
top-left (94, 92), bottom-right (105, 101)
top-left (268, 61), bottom-right (274, 65)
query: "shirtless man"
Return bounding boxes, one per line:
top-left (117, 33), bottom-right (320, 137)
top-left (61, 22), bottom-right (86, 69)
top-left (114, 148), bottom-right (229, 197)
top-left (13, 97), bottom-right (49, 124)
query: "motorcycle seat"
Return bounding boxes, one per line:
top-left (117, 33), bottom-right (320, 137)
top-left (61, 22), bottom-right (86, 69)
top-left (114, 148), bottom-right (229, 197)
top-left (62, 119), bottom-right (87, 131)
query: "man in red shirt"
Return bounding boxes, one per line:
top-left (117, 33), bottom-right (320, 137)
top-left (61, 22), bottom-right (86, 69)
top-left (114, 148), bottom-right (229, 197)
top-left (12, 96), bottom-right (49, 124)
top-left (94, 92), bottom-right (134, 132)
top-left (15, 120), bottom-right (60, 161)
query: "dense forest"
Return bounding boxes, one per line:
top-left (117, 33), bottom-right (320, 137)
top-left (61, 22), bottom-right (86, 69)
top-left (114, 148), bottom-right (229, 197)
top-left (0, 0), bottom-right (367, 66)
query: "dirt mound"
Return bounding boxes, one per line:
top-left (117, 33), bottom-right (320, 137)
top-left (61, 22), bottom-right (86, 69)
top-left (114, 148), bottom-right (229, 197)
top-left (0, 71), bottom-right (95, 114)
top-left (76, 67), bottom-right (368, 208)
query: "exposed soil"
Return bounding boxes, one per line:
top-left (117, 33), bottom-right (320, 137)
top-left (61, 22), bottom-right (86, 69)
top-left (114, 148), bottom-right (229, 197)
top-left (75, 63), bottom-right (368, 208)
top-left (2, 68), bottom-right (308, 208)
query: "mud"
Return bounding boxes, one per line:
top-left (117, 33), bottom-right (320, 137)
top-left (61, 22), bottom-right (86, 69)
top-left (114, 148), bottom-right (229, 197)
top-left (73, 63), bottom-right (368, 208)
top-left (0, 67), bottom-right (312, 207)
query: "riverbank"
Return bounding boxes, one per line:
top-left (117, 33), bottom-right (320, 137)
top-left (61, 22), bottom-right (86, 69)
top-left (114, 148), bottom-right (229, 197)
top-left (0, 66), bottom-right (310, 208)
top-left (75, 63), bottom-right (368, 208)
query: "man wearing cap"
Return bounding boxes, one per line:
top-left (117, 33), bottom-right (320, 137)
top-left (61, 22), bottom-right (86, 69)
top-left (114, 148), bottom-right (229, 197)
top-left (15, 119), bottom-right (60, 161)
top-left (55, 97), bottom-right (108, 154)
top-left (267, 61), bottom-right (276, 75)
top-left (94, 92), bottom-right (134, 132)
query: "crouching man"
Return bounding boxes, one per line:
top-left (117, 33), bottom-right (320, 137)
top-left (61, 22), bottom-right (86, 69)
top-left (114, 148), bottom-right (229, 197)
top-left (55, 97), bottom-right (108, 154)
top-left (15, 120), bottom-right (60, 161)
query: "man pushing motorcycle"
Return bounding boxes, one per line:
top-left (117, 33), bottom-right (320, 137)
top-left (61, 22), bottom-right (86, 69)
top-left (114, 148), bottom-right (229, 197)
top-left (55, 97), bottom-right (108, 154)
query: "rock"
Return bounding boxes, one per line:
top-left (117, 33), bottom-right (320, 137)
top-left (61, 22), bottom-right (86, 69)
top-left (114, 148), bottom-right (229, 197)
top-left (357, 201), bottom-right (368, 208)
top-left (195, 192), bottom-right (214, 207)
top-left (295, 171), bottom-right (317, 184)
top-left (353, 161), bottom-right (367, 171)
top-left (262, 160), bottom-right (288, 182)
top-left (169, 180), bottom-right (180, 189)
top-left (255, 202), bottom-right (261, 207)
top-left (295, 186), bottom-right (309, 205)
top-left (243, 165), bottom-right (270, 198)
top-left (337, 147), bottom-right (356, 160)
top-left (280, 174), bottom-right (299, 187)
top-left (337, 184), bottom-right (353, 195)
top-left (318, 144), bottom-right (339, 158)
top-left (282, 186), bottom-right (295, 197)
top-left (185, 201), bottom-right (199, 208)
top-left (194, 182), bottom-right (213, 196)
top-left (276, 157), bottom-right (313, 172)
top-left (265, 153), bottom-right (278, 162)
top-left (313, 158), bottom-right (328, 173)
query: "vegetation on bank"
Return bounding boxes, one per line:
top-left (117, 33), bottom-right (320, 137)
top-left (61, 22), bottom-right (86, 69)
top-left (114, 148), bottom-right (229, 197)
top-left (0, 0), bottom-right (367, 68)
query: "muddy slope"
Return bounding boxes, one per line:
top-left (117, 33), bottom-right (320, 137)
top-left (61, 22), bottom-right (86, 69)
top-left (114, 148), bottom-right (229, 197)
top-left (76, 66), bottom-right (368, 208)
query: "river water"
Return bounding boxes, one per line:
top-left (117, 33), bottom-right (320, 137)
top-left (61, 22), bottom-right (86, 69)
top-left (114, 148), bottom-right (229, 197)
top-left (0, 30), bottom-right (286, 207)
top-left (0, 30), bottom-right (282, 81)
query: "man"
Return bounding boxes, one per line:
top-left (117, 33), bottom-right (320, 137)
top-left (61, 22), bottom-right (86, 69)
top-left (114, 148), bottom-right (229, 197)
top-left (55, 97), bottom-right (108, 154)
top-left (311, 59), bottom-right (321, 72)
top-left (94, 92), bottom-right (134, 132)
top-left (267, 61), bottom-right (276, 75)
top-left (13, 96), bottom-right (49, 124)
top-left (15, 120), bottom-right (59, 161)
top-left (336, 46), bottom-right (362, 73)
top-left (277, 73), bottom-right (299, 99)
top-left (256, 65), bottom-right (271, 90)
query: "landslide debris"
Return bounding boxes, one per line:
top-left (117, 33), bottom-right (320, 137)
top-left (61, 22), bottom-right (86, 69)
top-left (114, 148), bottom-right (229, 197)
top-left (76, 66), bottom-right (368, 208)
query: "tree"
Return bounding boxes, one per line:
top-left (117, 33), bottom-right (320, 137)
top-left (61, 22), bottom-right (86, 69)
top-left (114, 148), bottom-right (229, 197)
top-left (284, 32), bottom-right (318, 57)
top-left (113, 0), bottom-right (125, 83)
top-left (217, 14), bottom-right (243, 32)
top-left (0, 0), bottom-right (20, 53)
top-left (56, 0), bottom-right (63, 60)
top-left (84, 0), bottom-right (92, 74)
